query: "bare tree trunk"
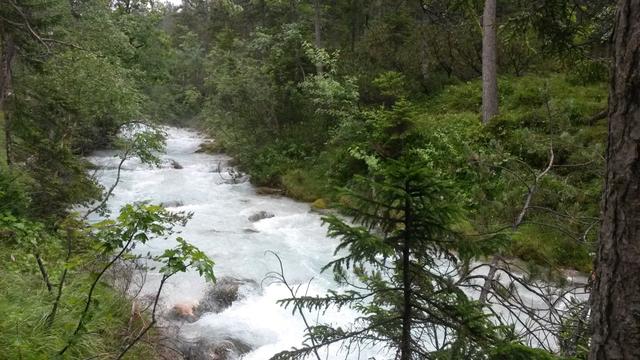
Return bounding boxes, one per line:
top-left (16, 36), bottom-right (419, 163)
top-left (0, 29), bottom-right (13, 106)
top-left (0, 26), bottom-right (16, 166)
top-left (349, 0), bottom-right (357, 52)
top-left (36, 253), bottom-right (53, 293)
top-left (313, 0), bottom-right (324, 75)
top-left (481, 0), bottom-right (498, 124)
top-left (589, 1), bottom-right (640, 359)
top-left (400, 186), bottom-right (413, 360)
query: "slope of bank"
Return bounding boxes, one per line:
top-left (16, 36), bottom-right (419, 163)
top-left (198, 74), bottom-right (606, 273)
top-left (0, 242), bottom-right (158, 359)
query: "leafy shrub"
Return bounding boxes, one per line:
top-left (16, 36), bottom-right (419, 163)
top-left (567, 59), bottom-right (609, 85)
top-left (281, 168), bottom-right (327, 202)
top-left (489, 343), bottom-right (564, 360)
top-left (0, 168), bottom-right (31, 216)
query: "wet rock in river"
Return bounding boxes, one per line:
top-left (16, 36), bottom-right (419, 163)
top-left (310, 198), bottom-right (332, 215)
top-left (255, 187), bottom-right (284, 196)
top-left (170, 301), bottom-right (199, 322)
top-left (195, 140), bottom-right (223, 154)
top-left (179, 337), bottom-right (252, 360)
top-left (164, 158), bottom-right (184, 169)
top-left (217, 167), bottom-right (248, 184)
top-left (248, 211), bottom-right (274, 222)
top-left (161, 200), bottom-right (184, 208)
top-left (195, 277), bottom-right (259, 316)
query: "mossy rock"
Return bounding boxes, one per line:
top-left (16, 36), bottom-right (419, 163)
top-left (196, 140), bottom-right (225, 154)
top-left (311, 198), bottom-right (328, 210)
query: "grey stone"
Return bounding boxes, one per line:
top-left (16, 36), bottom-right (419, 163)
top-left (161, 200), bottom-right (184, 208)
top-left (248, 211), bottom-right (274, 222)
top-left (195, 277), bottom-right (259, 316)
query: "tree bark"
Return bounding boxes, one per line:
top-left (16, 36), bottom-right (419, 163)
top-left (349, 0), bottom-right (357, 52)
top-left (589, 1), bottom-right (640, 359)
top-left (36, 254), bottom-right (53, 293)
top-left (400, 182), bottom-right (413, 360)
top-left (481, 0), bottom-right (498, 124)
top-left (0, 25), bottom-right (16, 166)
top-left (313, 0), bottom-right (324, 75)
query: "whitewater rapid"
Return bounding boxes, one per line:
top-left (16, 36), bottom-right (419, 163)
top-left (87, 127), bottom-right (383, 359)
top-left (88, 127), bottom-right (588, 358)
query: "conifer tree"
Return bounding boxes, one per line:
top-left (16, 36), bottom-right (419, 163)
top-left (273, 155), bottom-right (497, 359)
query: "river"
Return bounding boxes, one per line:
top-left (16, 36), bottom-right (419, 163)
top-left (88, 126), bottom-right (588, 359)
top-left (88, 127), bottom-right (383, 359)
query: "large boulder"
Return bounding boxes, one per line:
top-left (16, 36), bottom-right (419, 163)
top-left (248, 211), bottom-right (274, 222)
top-left (311, 198), bottom-right (328, 210)
top-left (157, 280), bottom-right (261, 359)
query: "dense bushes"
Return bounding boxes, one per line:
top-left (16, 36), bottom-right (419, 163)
top-left (489, 343), bottom-right (567, 360)
top-left (199, 70), bottom-right (605, 272)
top-left (0, 2), bottom-right (206, 358)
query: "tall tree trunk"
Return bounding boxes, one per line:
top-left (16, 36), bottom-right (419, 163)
top-left (481, 0), bottom-right (498, 124)
top-left (313, 0), bottom-right (324, 75)
top-left (0, 26), bottom-right (16, 166)
top-left (349, 0), bottom-right (357, 52)
top-left (589, 1), bottom-right (640, 359)
top-left (400, 186), bottom-right (413, 360)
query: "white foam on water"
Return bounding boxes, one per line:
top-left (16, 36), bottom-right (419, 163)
top-left (89, 127), bottom-right (388, 359)
top-left (89, 126), bottom-right (586, 357)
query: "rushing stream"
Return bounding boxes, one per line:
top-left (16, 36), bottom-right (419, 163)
top-left (88, 127), bottom-right (382, 359)
top-left (88, 127), bottom-right (587, 359)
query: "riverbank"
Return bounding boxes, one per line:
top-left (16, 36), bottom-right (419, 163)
top-left (197, 74), bottom-right (605, 274)
top-left (0, 243), bottom-right (160, 359)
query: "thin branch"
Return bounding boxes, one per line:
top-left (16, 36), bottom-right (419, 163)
top-left (35, 253), bottom-right (53, 292)
top-left (478, 145), bottom-right (554, 303)
top-left (266, 251), bottom-right (322, 360)
top-left (116, 271), bottom-right (174, 360)
top-left (59, 233), bottom-right (136, 355)
top-left (83, 148), bottom-right (131, 220)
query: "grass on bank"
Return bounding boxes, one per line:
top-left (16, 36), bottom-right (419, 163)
top-left (0, 244), bottom-right (156, 359)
